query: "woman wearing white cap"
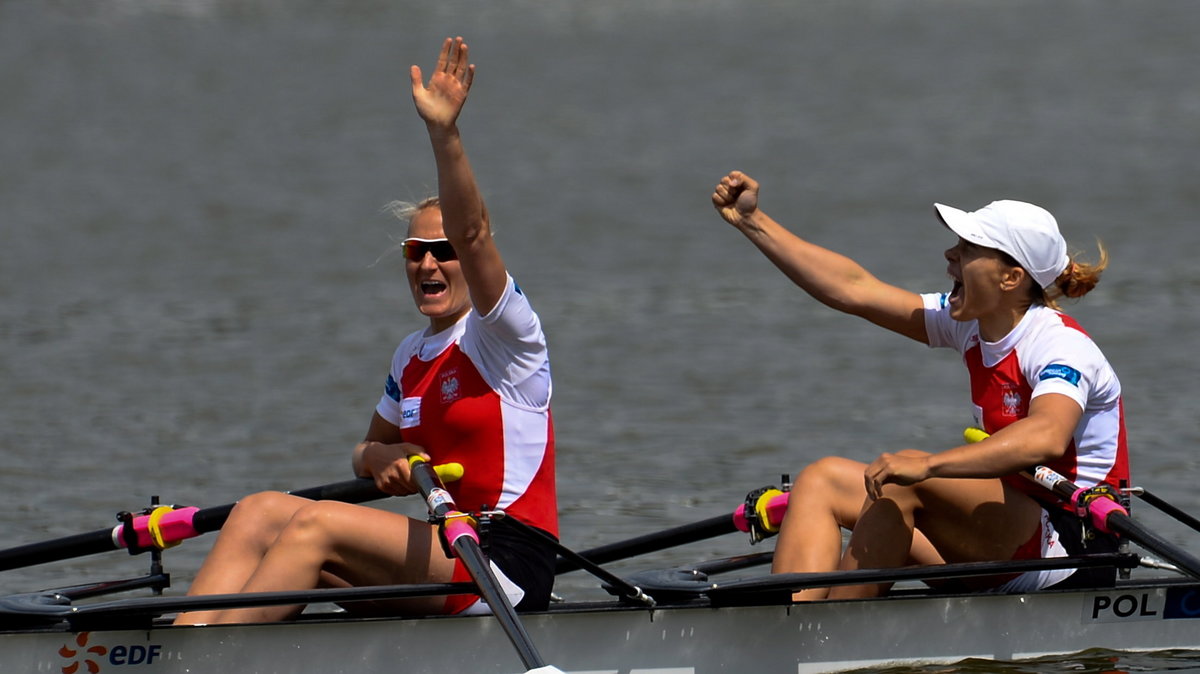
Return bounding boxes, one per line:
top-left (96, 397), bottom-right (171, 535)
top-left (712, 170), bottom-right (1126, 600)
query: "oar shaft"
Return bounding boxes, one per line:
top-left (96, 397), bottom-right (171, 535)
top-left (1028, 465), bottom-right (1200, 580)
top-left (452, 534), bottom-right (545, 669)
top-left (1134, 489), bottom-right (1200, 534)
top-left (0, 479), bottom-right (387, 572)
top-left (0, 531), bottom-right (120, 572)
top-left (964, 428), bottom-right (1200, 580)
top-left (408, 457), bottom-right (548, 671)
top-left (556, 513), bottom-right (737, 573)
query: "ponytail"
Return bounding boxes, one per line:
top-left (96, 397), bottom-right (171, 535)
top-left (1038, 240), bottom-right (1109, 310)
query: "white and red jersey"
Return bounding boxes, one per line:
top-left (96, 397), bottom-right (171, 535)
top-left (376, 275), bottom-right (557, 537)
top-left (922, 293), bottom-right (1129, 504)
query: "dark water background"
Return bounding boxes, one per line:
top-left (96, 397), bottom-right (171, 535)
top-left (2, 1), bottom-right (1199, 671)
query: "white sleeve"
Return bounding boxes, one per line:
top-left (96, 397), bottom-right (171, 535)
top-left (922, 292), bottom-right (960, 350)
top-left (460, 274), bottom-right (552, 411)
top-left (375, 332), bottom-right (422, 427)
top-left (1021, 328), bottom-right (1110, 411)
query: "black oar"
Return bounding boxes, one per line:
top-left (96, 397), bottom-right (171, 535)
top-left (556, 513), bottom-right (737, 573)
top-left (1129, 487), bottom-right (1200, 534)
top-left (1026, 465), bottom-right (1200, 580)
top-left (556, 484), bottom-right (790, 573)
top-left (0, 479), bottom-right (387, 572)
top-left (962, 428), bottom-right (1200, 580)
top-left (406, 456), bottom-right (562, 674)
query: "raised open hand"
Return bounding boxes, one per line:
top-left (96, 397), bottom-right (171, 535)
top-left (410, 36), bottom-right (475, 130)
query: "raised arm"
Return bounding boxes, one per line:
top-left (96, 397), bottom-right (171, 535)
top-left (410, 37), bottom-right (507, 315)
top-left (712, 170), bottom-right (928, 343)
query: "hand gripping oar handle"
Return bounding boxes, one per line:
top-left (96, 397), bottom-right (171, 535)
top-left (406, 456), bottom-right (553, 673)
top-left (963, 427), bottom-right (1200, 580)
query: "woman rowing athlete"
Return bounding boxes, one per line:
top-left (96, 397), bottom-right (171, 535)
top-left (711, 170), bottom-right (1127, 600)
top-left (175, 37), bottom-right (557, 624)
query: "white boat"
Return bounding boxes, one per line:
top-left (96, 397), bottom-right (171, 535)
top-left (1, 550), bottom-right (1198, 673)
top-left (2, 473), bottom-right (1198, 673)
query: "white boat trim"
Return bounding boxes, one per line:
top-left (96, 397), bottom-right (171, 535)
top-left (1, 564), bottom-right (1198, 673)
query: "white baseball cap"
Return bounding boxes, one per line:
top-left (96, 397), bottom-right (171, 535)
top-left (934, 200), bottom-right (1070, 289)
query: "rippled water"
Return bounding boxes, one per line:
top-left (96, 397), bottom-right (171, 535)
top-left (2, 1), bottom-right (1199, 671)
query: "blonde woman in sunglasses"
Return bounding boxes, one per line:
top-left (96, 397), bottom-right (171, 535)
top-left (176, 37), bottom-right (557, 625)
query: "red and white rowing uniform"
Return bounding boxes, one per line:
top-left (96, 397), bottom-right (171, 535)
top-left (923, 293), bottom-right (1129, 590)
top-left (377, 274), bottom-right (557, 611)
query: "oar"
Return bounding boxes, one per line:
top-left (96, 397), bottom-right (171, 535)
top-left (963, 428), bottom-right (1200, 580)
top-left (0, 467), bottom-right (461, 572)
top-left (406, 456), bottom-right (563, 674)
top-left (1128, 487), bottom-right (1200, 534)
top-left (1026, 464), bottom-right (1200, 579)
top-left (556, 484), bottom-right (790, 573)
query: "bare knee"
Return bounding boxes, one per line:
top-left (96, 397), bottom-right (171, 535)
top-left (787, 456), bottom-right (870, 527)
top-left (269, 501), bottom-right (349, 552)
top-left (221, 492), bottom-right (309, 544)
top-left (793, 456), bottom-right (865, 496)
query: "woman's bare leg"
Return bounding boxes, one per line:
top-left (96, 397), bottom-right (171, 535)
top-left (772, 456), bottom-right (946, 601)
top-left (174, 491), bottom-right (314, 625)
top-left (828, 473), bottom-right (1042, 600)
top-left (772, 457), bottom-right (871, 600)
top-left (206, 500), bottom-right (456, 624)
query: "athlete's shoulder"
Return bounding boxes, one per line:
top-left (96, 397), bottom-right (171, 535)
top-left (1025, 307), bottom-right (1101, 352)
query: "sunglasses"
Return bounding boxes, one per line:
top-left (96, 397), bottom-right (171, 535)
top-left (401, 238), bottom-right (458, 262)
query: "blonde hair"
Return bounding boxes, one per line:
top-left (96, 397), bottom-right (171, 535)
top-left (384, 196), bottom-right (441, 233)
top-left (372, 197), bottom-right (441, 267)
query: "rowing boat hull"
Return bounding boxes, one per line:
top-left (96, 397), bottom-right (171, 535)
top-left (6, 579), bottom-right (1200, 674)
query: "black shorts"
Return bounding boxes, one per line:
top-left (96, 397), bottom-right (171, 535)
top-left (1045, 504), bottom-right (1121, 590)
top-left (486, 520), bottom-right (557, 612)
top-left (446, 519), bottom-right (556, 614)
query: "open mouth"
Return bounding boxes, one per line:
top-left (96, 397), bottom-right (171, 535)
top-left (948, 279), bottom-right (963, 304)
top-left (420, 280), bottom-right (447, 296)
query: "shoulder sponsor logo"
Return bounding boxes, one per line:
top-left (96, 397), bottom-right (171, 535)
top-left (400, 397), bottom-right (422, 428)
top-left (1039, 363), bottom-right (1081, 386)
top-left (384, 374), bottom-right (401, 402)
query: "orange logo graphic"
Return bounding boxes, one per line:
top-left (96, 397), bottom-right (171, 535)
top-left (59, 632), bottom-right (108, 674)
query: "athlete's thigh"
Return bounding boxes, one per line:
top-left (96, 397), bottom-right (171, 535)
top-left (911, 477), bottom-right (1043, 563)
top-left (298, 501), bottom-right (457, 587)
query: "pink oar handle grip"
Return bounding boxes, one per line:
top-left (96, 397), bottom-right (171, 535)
top-left (442, 512), bottom-right (480, 557)
top-left (733, 491), bottom-right (789, 533)
top-left (1072, 487), bottom-right (1129, 534)
top-left (111, 506), bottom-right (201, 550)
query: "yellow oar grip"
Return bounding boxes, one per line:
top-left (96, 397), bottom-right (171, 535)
top-left (146, 506), bottom-right (182, 550)
top-left (964, 427), bottom-right (990, 444)
top-left (406, 456), bottom-right (464, 483)
top-left (754, 488), bottom-right (786, 534)
top-left (435, 462), bottom-right (464, 483)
